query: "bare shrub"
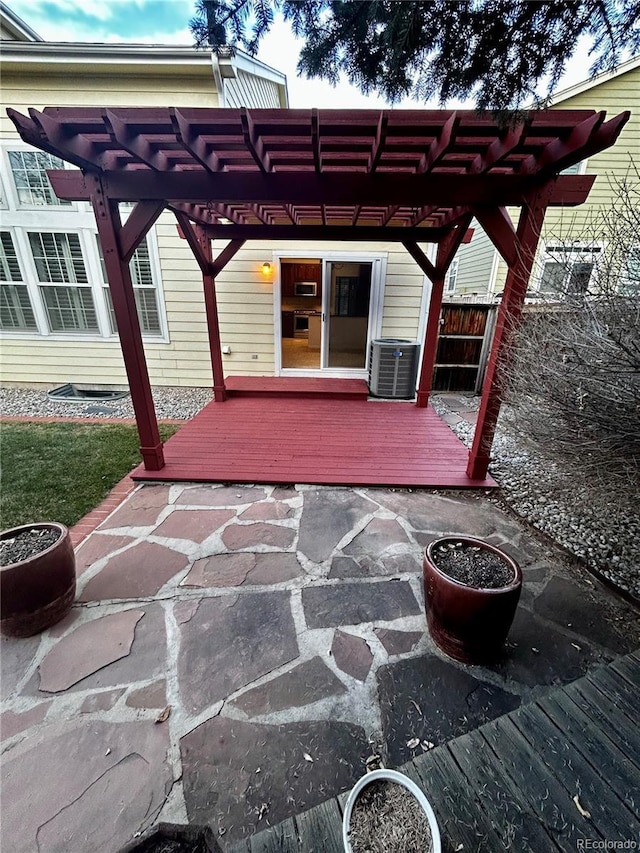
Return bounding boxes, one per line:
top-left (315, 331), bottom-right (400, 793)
top-left (502, 172), bottom-right (640, 499)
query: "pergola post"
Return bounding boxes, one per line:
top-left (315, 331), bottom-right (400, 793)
top-left (404, 218), bottom-right (472, 408)
top-left (416, 271), bottom-right (445, 408)
top-left (196, 227), bottom-right (227, 402)
top-left (90, 176), bottom-right (164, 470)
top-left (467, 186), bottom-right (553, 480)
top-left (175, 212), bottom-right (245, 402)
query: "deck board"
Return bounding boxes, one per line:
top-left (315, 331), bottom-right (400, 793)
top-left (243, 652), bottom-right (640, 852)
top-left (133, 396), bottom-right (493, 487)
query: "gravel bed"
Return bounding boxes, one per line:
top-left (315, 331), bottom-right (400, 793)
top-left (0, 386), bottom-right (213, 421)
top-left (431, 394), bottom-right (640, 601)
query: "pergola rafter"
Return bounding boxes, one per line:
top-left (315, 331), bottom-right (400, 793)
top-left (7, 105), bottom-right (629, 482)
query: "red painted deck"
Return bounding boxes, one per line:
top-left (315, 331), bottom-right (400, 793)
top-left (132, 396), bottom-right (496, 488)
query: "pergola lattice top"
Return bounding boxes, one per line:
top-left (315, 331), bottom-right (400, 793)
top-left (7, 106), bottom-right (629, 239)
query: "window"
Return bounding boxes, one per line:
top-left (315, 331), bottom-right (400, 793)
top-left (445, 258), bottom-right (459, 294)
top-left (0, 231), bottom-right (37, 330)
top-left (28, 232), bottom-right (98, 333)
top-left (96, 235), bottom-right (162, 336)
top-left (622, 246), bottom-right (640, 295)
top-left (560, 160), bottom-right (586, 176)
top-left (538, 245), bottom-right (602, 296)
top-left (334, 275), bottom-right (370, 317)
top-left (8, 151), bottom-right (71, 207)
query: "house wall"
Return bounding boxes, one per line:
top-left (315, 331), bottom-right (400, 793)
top-left (455, 63), bottom-right (640, 299)
top-left (223, 69), bottom-right (283, 109)
top-left (0, 55), bottom-right (291, 388)
top-left (451, 222), bottom-right (498, 298)
top-left (212, 241), bottom-right (427, 377)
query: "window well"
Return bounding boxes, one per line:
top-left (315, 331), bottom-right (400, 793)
top-left (47, 383), bottom-right (130, 403)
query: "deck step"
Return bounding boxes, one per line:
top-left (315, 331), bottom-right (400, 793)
top-left (225, 376), bottom-right (369, 400)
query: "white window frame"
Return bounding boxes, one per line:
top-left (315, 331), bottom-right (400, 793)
top-left (621, 244), bottom-right (640, 295)
top-left (272, 249), bottom-right (388, 379)
top-left (3, 145), bottom-right (77, 211)
top-left (560, 159), bottom-right (588, 176)
top-left (0, 141), bottom-right (169, 342)
top-left (535, 242), bottom-right (603, 297)
top-left (97, 226), bottom-right (167, 340)
top-left (0, 224), bottom-right (169, 342)
top-left (0, 227), bottom-right (40, 333)
top-left (445, 258), bottom-right (459, 294)
top-left (22, 227), bottom-right (104, 336)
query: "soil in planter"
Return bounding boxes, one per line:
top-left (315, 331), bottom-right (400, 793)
top-left (0, 529), bottom-right (60, 566)
top-left (348, 780), bottom-right (433, 853)
top-left (432, 540), bottom-right (514, 589)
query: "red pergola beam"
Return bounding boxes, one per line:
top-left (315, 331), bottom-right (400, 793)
top-left (119, 200), bottom-right (165, 263)
top-left (45, 169), bottom-right (597, 207)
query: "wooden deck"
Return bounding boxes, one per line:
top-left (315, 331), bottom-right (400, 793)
top-left (230, 650), bottom-right (640, 852)
top-left (132, 391), bottom-right (493, 488)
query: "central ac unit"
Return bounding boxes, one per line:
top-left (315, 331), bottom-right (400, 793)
top-left (369, 338), bottom-right (420, 398)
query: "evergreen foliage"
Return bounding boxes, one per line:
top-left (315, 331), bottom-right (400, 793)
top-left (190, 0), bottom-right (640, 109)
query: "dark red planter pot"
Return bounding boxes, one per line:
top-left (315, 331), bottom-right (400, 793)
top-left (1, 523), bottom-right (76, 637)
top-left (423, 536), bottom-right (522, 664)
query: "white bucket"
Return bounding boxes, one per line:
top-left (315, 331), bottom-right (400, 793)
top-left (342, 768), bottom-right (441, 852)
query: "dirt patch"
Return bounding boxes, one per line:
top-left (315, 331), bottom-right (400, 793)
top-left (431, 539), bottom-right (514, 588)
top-left (348, 779), bottom-right (433, 853)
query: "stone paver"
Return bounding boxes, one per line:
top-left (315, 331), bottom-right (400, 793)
top-left (125, 680), bottom-right (167, 709)
top-left (79, 541), bottom-right (189, 600)
top-left (343, 517), bottom-right (410, 556)
top-left (221, 521), bottom-right (296, 550)
top-left (79, 688), bottom-right (125, 713)
top-left (533, 576), bottom-right (638, 654)
top-left (178, 485), bottom-right (267, 506)
top-left (1, 481), bottom-right (637, 853)
top-left (1, 634), bottom-right (40, 700)
top-left (0, 720), bottom-right (171, 853)
top-left (98, 492), bottom-right (168, 529)
top-left (180, 717), bottom-right (369, 842)
top-left (74, 533), bottom-right (135, 575)
top-left (239, 500), bottom-right (293, 521)
top-left (298, 489), bottom-right (376, 562)
top-left (375, 628), bottom-right (424, 655)
top-left (38, 610), bottom-right (144, 692)
top-left (331, 630), bottom-right (373, 681)
top-left (181, 552), bottom-right (302, 588)
top-left (178, 592), bottom-right (299, 715)
top-left (152, 508), bottom-right (235, 542)
top-left (231, 656), bottom-right (346, 716)
top-left (377, 654), bottom-right (521, 765)
top-left (0, 702), bottom-right (51, 741)
top-left (302, 580), bottom-right (421, 628)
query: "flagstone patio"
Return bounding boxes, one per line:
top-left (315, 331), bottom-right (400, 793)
top-left (1, 484), bottom-right (638, 853)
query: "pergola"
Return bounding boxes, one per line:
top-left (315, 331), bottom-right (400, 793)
top-left (8, 106), bottom-right (629, 481)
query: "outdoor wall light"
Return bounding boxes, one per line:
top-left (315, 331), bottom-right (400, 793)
top-left (262, 262), bottom-right (271, 275)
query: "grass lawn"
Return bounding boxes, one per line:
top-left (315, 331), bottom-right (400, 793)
top-left (1, 421), bottom-right (179, 530)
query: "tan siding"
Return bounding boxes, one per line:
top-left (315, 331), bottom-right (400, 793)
top-left (483, 68), bottom-right (640, 297)
top-left (0, 71), bottom-right (218, 138)
top-left (223, 70), bottom-right (281, 108)
top-left (453, 223), bottom-right (497, 297)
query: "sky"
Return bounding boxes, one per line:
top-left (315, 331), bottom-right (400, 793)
top-left (7, 0), bottom-right (596, 109)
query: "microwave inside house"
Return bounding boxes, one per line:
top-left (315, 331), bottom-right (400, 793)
top-left (294, 281), bottom-right (318, 297)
